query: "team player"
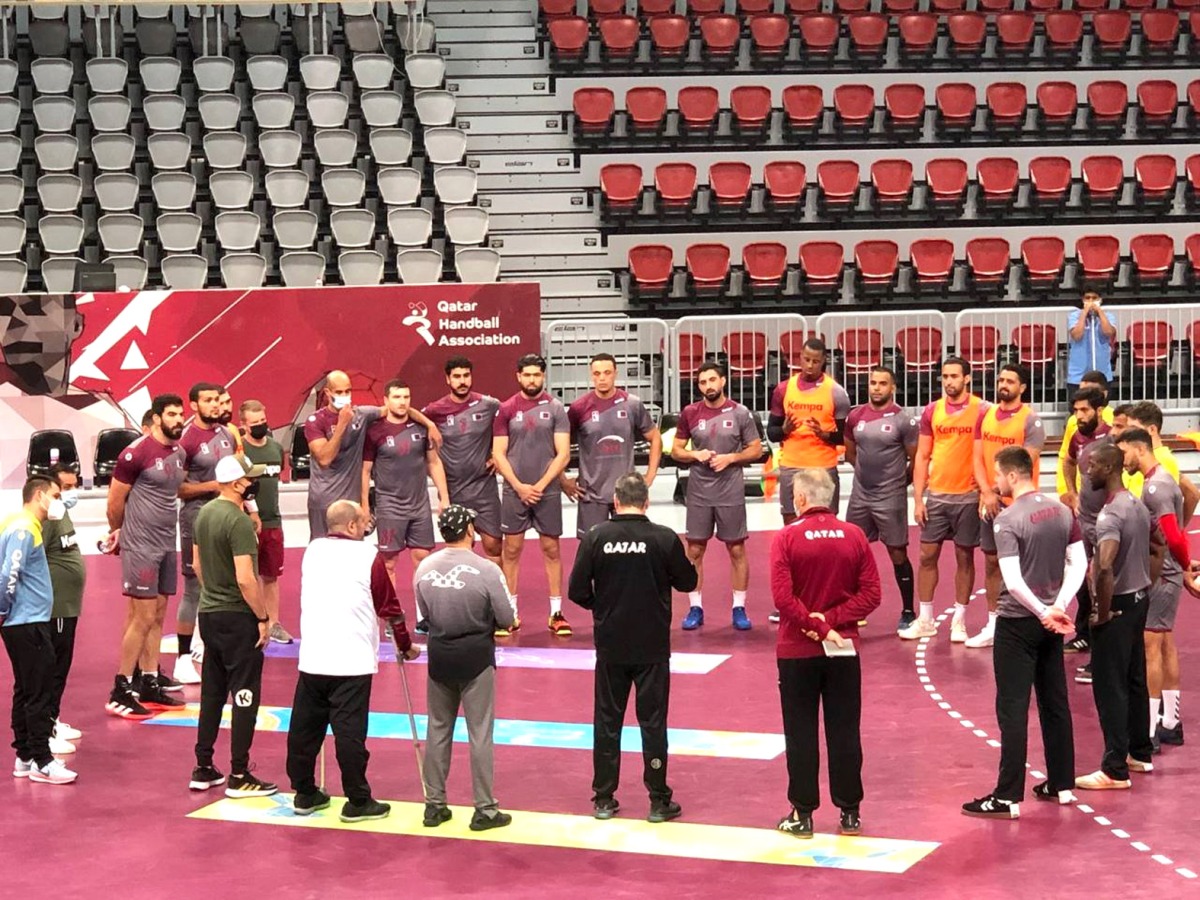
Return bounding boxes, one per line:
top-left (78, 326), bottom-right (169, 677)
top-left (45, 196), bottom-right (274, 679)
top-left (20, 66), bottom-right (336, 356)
top-left (843, 367), bottom-right (919, 631)
top-left (422, 357), bottom-right (503, 569)
top-left (1055, 371), bottom-right (1111, 497)
top-left (362, 380), bottom-right (450, 612)
top-left (1123, 402), bottom-right (1200, 523)
top-left (176, 382), bottom-right (240, 684)
top-left (240, 399), bottom-right (293, 644)
top-left (492, 354), bottom-right (572, 636)
top-left (105, 394), bottom-right (188, 720)
top-left (672, 362), bottom-right (763, 632)
top-left (901, 358), bottom-right (985, 642)
top-left (972, 364), bottom-right (1045, 650)
top-left (767, 338), bottom-right (850, 522)
top-left (563, 353), bottom-right (662, 538)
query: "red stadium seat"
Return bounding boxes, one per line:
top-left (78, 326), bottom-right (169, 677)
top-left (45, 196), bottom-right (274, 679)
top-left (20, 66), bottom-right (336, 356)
top-left (910, 238), bottom-right (956, 292)
top-left (629, 244), bottom-right (674, 293)
top-left (764, 160), bottom-right (807, 211)
top-left (590, 0), bottom-right (627, 19)
top-left (709, 161), bottom-right (753, 212)
top-left (1076, 234), bottom-right (1120, 285)
top-left (785, 0), bottom-right (821, 13)
top-left (731, 85), bottom-right (773, 135)
top-left (1026, 0), bottom-right (1060, 9)
top-left (977, 156), bottom-right (1020, 207)
top-left (1028, 156), bottom-right (1072, 208)
top-left (541, 0), bottom-right (576, 19)
top-left (750, 15), bottom-right (791, 59)
top-left (687, 242), bottom-right (731, 290)
top-left (1124, 0), bottom-right (1156, 7)
top-left (898, 14), bottom-right (939, 58)
top-left (1137, 80), bottom-right (1179, 130)
top-left (700, 15), bottom-right (741, 61)
top-left (1012, 324), bottom-right (1058, 369)
top-left (966, 237), bottom-right (1011, 291)
top-left (1044, 11), bottom-right (1084, 55)
top-left (1135, 154), bottom-right (1178, 207)
top-left (1130, 234), bottom-right (1175, 285)
top-left (995, 12), bottom-right (1035, 55)
top-left (1091, 10), bottom-right (1132, 55)
top-left (799, 240), bottom-right (845, 292)
top-left (884, 0), bottom-right (919, 11)
top-left (848, 14), bottom-right (889, 57)
top-left (936, 83), bottom-right (978, 132)
top-left (837, 328), bottom-right (884, 377)
top-left (833, 84), bottom-right (875, 131)
top-left (738, 0), bottom-right (774, 16)
top-left (835, 0), bottom-right (870, 12)
top-left (1190, 80), bottom-right (1200, 126)
top-left (599, 16), bottom-right (641, 61)
top-left (1188, 234), bottom-right (1200, 285)
top-left (1075, 0), bottom-right (1108, 9)
top-left (986, 82), bottom-right (1027, 131)
top-left (626, 85), bottom-right (668, 133)
top-left (677, 85), bottom-right (719, 135)
top-left (1036, 81), bottom-right (1078, 130)
top-left (689, 0), bottom-right (725, 15)
top-left (1127, 321), bottom-right (1173, 371)
top-left (1081, 155), bottom-right (1125, 207)
top-left (742, 242), bottom-right (789, 290)
top-left (638, 0), bottom-right (676, 17)
top-left (1087, 80), bottom-right (1129, 130)
top-left (978, 0), bottom-right (1013, 10)
top-left (548, 17), bottom-right (590, 64)
top-left (930, 0), bottom-right (966, 11)
top-left (783, 84), bottom-right (824, 133)
top-left (798, 14), bottom-right (840, 57)
top-left (896, 326), bottom-right (943, 375)
top-left (817, 159), bottom-right (860, 215)
top-left (599, 163), bottom-right (643, 215)
top-left (855, 240), bottom-right (900, 292)
top-left (1021, 236), bottom-right (1066, 290)
top-left (574, 87), bottom-right (615, 136)
top-left (1139, 10), bottom-right (1180, 54)
top-left (947, 12), bottom-right (987, 56)
top-left (959, 325), bottom-right (1001, 370)
top-left (650, 15), bottom-right (690, 59)
top-left (655, 162), bottom-right (698, 212)
top-left (722, 331), bottom-right (769, 376)
top-left (677, 333), bottom-right (708, 378)
top-left (884, 83), bottom-right (926, 132)
top-left (871, 159), bottom-right (914, 210)
top-left (780, 329), bottom-right (814, 371)
top-left (925, 158), bottom-right (969, 212)
top-left (1187, 154), bottom-right (1200, 206)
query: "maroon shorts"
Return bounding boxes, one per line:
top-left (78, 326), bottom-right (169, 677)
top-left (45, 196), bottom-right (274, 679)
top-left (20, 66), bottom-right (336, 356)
top-left (257, 526), bottom-right (285, 579)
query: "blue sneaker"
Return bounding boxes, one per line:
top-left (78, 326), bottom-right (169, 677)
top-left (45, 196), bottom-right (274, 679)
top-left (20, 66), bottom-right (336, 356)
top-left (681, 606), bottom-right (704, 630)
top-left (732, 607), bottom-right (752, 631)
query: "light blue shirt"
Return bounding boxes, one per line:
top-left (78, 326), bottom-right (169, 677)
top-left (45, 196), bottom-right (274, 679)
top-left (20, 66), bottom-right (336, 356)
top-left (0, 511), bottom-right (53, 626)
top-left (1067, 308), bottom-right (1116, 384)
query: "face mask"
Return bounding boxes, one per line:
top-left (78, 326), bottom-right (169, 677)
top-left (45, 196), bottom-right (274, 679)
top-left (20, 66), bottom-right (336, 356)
top-left (331, 395), bottom-right (352, 410)
top-left (248, 423), bottom-right (270, 440)
top-left (46, 497), bottom-right (66, 521)
top-left (61, 490), bottom-right (79, 510)
top-left (241, 480), bottom-right (260, 501)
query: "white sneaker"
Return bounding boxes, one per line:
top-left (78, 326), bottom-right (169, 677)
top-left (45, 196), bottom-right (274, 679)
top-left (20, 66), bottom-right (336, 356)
top-left (965, 626), bottom-right (995, 649)
top-left (53, 720), bottom-right (82, 741)
top-left (898, 619), bottom-right (937, 640)
top-left (950, 620), bottom-right (968, 643)
top-left (29, 759), bottom-right (77, 785)
top-left (12, 757), bottom-right (33, 778)
top-left (49, 736), bottom-right (77, 756)
top-left (173, 654), bottom-right (202, 685)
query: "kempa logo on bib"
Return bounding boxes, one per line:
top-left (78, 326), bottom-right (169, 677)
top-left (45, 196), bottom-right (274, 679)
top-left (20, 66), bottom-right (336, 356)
top-left (420, 564), bottom-right (481, 589)
top-left (235, 689), bottom-right (254, 707)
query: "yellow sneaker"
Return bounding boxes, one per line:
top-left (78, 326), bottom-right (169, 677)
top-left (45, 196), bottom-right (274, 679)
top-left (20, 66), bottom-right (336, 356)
top-left (548, 612), bottom-right (572, 637)
top-left (495, 616), bottom-right (521, 637)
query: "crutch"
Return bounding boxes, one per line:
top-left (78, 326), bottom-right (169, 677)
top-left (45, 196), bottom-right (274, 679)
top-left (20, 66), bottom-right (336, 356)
top-left (393, 630), bottom-right (428, 798)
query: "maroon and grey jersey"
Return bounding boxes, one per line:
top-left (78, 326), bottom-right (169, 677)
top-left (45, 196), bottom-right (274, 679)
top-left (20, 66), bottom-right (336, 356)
top-left (422, 392), bottom-right (499, 492)
top-left (493, 391), bottom-right (570, 491)
top-left (1141, 465), bottom-right (1185, 581)
top-left (676, 400), bottom-right (759, 508)
top-left (364, 418), bottom-right (431, 518)
top-left (846, 403), bottom-right (917, 503)
top-left (1094, 490), bottom-right (1152, 596)
top-left (1067, 424), bottom-right (1112, 546)
top-left (568, 390), bottom-right (654, 505)
top-left (993, 491), bottom-right (1082, 619)
top-left (112, 436), bottom-right (186, 554)
top-left (304, 405), bottom-right (383, 509)
top-left (178, 422), bottom-right (238, 518)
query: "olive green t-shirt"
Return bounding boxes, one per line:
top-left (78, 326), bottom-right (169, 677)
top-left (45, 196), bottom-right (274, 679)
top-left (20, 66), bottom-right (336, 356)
top-left (241, 438), bottom-right (284, 527)
top-left (43, 511), bottom-right (85, 618)
top-left (195, 497), bottom-right (259, 615)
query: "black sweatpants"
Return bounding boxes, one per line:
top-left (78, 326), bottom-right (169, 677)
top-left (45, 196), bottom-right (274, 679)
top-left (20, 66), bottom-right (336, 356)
top-left (993, 615), bottom-right (1075, 801)
top-left (2, 622), bottom-right (55, 767)
top-left (778, 656), bottom-right (863, 814)
top-left (592, 661), bottom-right (671, 804)
top-left (1091, 591), bottom-right (1154, 780)
top-left (1073, 578), bottom-right (1093, 644)
top-left (49, 616), bottom-right (78, 723)
top-left (287, 672), bottom-right (374, 805)
top-left (195, 611), bottom-right (263, 773)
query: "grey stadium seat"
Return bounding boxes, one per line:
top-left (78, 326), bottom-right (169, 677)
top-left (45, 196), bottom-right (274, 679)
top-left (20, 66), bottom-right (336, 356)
top-left (194, 56), bottom-right (236, 93)
top-left (338, 249), bottom-right (385, 286)
top-left (199, 93), bottom-right (242, 131)
top-left (82, 16), bottom-right (124, 56)
top-left (221, 252), bottom-right (267, 288)
top-left (397, 248), bottom-right (444, 285)
top-left (31, 58), bottom-right (74, 94)
top-left (306, 91), bottom-right (350, 129)
top-left (0, 136), bottom-right (18, 174)
top-left (0, 60), bottom-right (18, 95)
top-left (397, 18), bottom-right (436, 53)
top-left (273, 210), bottom-right (318, 250)
top-left (35, 135), bottom-right (79, 173)
top-left (424, 128), bottom-right (468, 166)
top-left (433, 166), bottom-right (477, 206)
top-left (246, 55), bottom-right (288, 92)
top-left (344, 14), bottom-right (384, 54)
top-left (135, 16), bottom-right (177, 57)
top-left (37, 174), bottom-right (83, 213)
top-left (38, 214), bottom-right (84, 255)
top-left (260, 130), bottom-right (302, 168)
top-left (210, 171), bottom-right (255, 210)
top-left (361, 90), bottom-right (403, 128)
top-left (157, 212), bottom-right (203, 253)
top-left (352, 54), bottom-right (395, 91)
top-left (147, 133), bottom-right (192, 171)
top-left (241, 19), bottom-right (282, 55)
top-left (92, 134), bottom-right (136, 172)
top-left (139, 57), bottom-right (182, 93)
top-left (107, 255), bottom-right (149, 291)
top-left (33, 96), bottom-right (76, 134)
top-left (444, 206), bottom-right (489, 246)
top-left (0, 97), bottom-right (19, 134)
top-left (152, 172), bottom-right (198, 211)
top-left (313, 129), bottom-right (357, 168)
top-left (89, 96), bottom-right (132, 133)
top-left (455, 247), bottom-right (502, 283)
top-left (0, 175), bottom-right (22, 214)
top-left (98, 213), bottom-right (145, 255)
top-left (162, 254), bottom-right (209, 289)
top-left (252, 92), bottom-right (296, 130)
top-left (43, 258), bottom-right (82, 293)
top-left (404, 53), bottom-right (445, 90)
top-left (387, 207), bottom-right (433, 248)
top-left (0, 215), bottom-right (25, 255)
top-left (321, 169), bottom-right (366, 207)
top-left (330, 208), bottom-right (376, 249)
top-left (299, 54), bottom-right (340, 91)
top-left (86, 58), bottom-right (128, 94)
top-left (29, 17), bottom-right (71, 58)
top-left (204, 132), bottom-right (248, 170)
top-left (265, 169), bottom-right (310, 208)
top-left (280, 250), bottom-right (326, 287)
top-left (368, 128), bottom-right (412, 167)
top-left (94, 173), bottom-right (140, 212)
top-left (415, 90), bottom-right (456, 128)
top-left (378, 167), bottom-right (422, 207)
top-left (0, 258), bottom-right (27, 293)
top-left (215, 211), bottom-right (261, 251)
top-left (144, 94), bottom-right (187, 132)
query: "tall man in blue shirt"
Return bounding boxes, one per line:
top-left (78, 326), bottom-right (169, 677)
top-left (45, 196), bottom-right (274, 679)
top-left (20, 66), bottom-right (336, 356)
top-left (1066, 291), bottom-right (1117, 398)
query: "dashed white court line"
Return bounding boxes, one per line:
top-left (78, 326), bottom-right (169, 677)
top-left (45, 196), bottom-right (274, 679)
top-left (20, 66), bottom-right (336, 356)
top-left (913, 604), bottom-right (1196, 883)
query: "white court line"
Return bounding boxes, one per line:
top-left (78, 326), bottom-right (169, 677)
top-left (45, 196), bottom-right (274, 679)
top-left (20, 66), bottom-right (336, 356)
top-left (1153, 855), bottom-right (1174, 866)
top-left (1095, 816), bottom-right (1112, 826)
top-left (1177, 868), bottom-right (1197, 879)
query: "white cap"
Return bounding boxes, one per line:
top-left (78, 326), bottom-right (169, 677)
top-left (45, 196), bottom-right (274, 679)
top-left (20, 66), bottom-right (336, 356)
top-left (214, 454), bottom-right (266, 484)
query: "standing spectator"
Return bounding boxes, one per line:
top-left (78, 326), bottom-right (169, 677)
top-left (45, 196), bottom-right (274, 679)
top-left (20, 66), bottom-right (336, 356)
top-left (414, 506), bottom-right (515, 831)
top-left (568, 472), bottom-right (697, 823)
top-left (43, 464), bottom-right (85, 754)
top-left (240, 399), bottom-right (293, 643)
top-left (1066, 291), bottom-right (1116, 395)
top-left (3, 476), bottom-right (76, 784)
top-left (771, 468), bottom-right (881, 839)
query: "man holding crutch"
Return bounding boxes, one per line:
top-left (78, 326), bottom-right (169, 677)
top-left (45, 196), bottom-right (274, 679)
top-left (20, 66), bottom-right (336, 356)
top-left (287, 500), bottom-right (417, 822)
top-left (414, 505), bottom-right (515, 831)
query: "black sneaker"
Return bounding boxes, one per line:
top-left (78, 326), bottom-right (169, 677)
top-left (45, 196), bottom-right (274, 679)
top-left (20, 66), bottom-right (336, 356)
top-left (777, 809), bottom-right (814, 838)
top-left (423, 803), bottom-right (452, 827)
top-left (415, 619), bottom-right (430, 636)
top-left (105, 676), bottom-right (155, 720)
top-left (137, 673), bottom-right (186, 711)
top-left (1074, 664), bottom-right (1093, 685)
top-left (1152, 732), bottom-right (1162, 754)
top-left (225, 769), bottom-right (278, 799)
top-left (962, 794), bottom-right (1019, 819)
top-left (897, 610), bottom-right (916, 631)
top-left (1064, 637), bottom-right (1089, 654)
top-left (1157, 722), bottom-right (1185, 746)
top-left (1032, 781), bottom-right (1075, 804)
top-left (469, 810), bottom-right (513, 831)
top-left (647, 799), bottom-right (682, 823)
top-left (340, 799), bottom-right (391, 823)
top-left (157, 667), bottom-right (184, 693)
top-left (839, 809), bottom-right (861, 835)
top-left (593, 797), bottom-right (620, 820)
top-left (293, 789), bottom-right (331, 815)
top-left (188, 765), bottom-right (226, 791)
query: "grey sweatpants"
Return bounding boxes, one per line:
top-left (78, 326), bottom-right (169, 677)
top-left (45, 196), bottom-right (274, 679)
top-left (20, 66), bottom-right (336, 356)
top-left (423, 665), bottom-right (498, 814)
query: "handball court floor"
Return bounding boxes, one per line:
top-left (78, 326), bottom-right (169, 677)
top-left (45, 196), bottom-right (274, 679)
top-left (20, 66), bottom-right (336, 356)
top-left (3, 521), bottom-right (1199, 899)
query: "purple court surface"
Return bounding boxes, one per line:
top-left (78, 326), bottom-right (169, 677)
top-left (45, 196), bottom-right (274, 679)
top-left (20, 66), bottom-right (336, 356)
top-left (3, 527), bottom-right (1198, 899)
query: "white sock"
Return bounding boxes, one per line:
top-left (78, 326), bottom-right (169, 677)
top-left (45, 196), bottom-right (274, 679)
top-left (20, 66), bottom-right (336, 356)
top-left (688, 592), bottom-right (703, 608)
top-left (987, 611), bottom-right (998, 629)
top-left (919, 601), bottom-right (934, 623)
top-left (1151, 697), bottom-right (1162, 736)
top-left (549, 596), bottom-right (562, 616)
top-left (1162, 690), bottom-right (1181, 729)
top-left (953, 603), bottom-right (968, 624)
top-left (732, 590), bottom-right (747, 608)
top-left (510, 594), bottom-right (519, 615)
